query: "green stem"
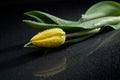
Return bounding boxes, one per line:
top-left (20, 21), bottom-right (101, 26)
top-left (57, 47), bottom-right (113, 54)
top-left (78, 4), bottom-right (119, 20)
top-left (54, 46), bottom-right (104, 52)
top-left (65, 28), bottom-right (101, 44)
top-left (65, 34), bottom-right (94, 44)
top-left (66, 28), bottom-right (100, 39)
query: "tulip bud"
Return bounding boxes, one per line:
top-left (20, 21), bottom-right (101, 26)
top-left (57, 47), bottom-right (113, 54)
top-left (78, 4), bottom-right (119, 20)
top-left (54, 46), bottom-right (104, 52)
top-left (30, 28), bottom-right (66, 47)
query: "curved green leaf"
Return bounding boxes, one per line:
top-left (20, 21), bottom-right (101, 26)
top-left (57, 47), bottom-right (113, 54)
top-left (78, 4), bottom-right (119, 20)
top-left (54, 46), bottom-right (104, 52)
top-left (23, 20), bottom-right (86, 32)
top-left (81, 1), bottom-right (120, 21)
top-left (24, 42), bottom-right (37, 48)
top-left (79, 16), bottom-right (120, 29)
top-left (106, 23), bottom-right (120, 30)
top-left (24, 11), bottom-right (77, 25)
top-left (23, 16), bottom-right (120, 31)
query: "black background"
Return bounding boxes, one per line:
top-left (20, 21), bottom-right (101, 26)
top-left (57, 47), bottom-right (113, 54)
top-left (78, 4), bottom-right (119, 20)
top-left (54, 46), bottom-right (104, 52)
top-left (0, 0), bottom-right (120, 80)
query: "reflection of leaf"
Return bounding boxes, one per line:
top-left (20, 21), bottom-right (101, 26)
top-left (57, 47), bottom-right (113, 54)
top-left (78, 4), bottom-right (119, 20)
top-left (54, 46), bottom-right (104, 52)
top-left (81, 1), bottom-right (120, 21)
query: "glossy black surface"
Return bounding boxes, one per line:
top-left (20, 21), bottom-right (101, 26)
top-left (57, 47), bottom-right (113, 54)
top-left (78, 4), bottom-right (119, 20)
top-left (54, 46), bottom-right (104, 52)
top-left (0, 0), bottom-right (120, 80)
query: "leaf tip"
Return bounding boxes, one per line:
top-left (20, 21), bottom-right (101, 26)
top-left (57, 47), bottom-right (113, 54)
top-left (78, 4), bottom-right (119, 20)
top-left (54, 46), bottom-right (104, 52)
top-left (24, 42), bottom-right (37, 48)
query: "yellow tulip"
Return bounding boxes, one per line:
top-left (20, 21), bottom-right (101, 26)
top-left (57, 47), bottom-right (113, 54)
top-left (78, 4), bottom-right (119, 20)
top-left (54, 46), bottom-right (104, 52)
top-left (30, 28), bottom-right (66, 47)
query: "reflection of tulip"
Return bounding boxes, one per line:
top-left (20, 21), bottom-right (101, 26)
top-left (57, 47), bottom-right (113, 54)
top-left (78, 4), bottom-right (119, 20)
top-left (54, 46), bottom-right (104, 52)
top-left (30, 28), bottom-right (66, 47)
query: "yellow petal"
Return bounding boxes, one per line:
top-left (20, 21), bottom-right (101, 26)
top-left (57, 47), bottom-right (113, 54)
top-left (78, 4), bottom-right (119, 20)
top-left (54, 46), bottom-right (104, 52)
top-left (31, 28), bottom-right (66, 47)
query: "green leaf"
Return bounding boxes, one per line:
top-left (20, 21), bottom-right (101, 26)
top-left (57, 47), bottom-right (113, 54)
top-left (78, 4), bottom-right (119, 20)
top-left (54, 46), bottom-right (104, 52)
top-left (24, 42), bottom-right (37, 48)
top-left (81, 1), bottom-right (120, 21)
top-left (79, 16), bottom-right (120, 29)
top-left (23, 20), bottom-right (86, 32)
top-left (107, 23), bottom-right (120, 30)
top-left (24, 11), bottom-right (77, 25)
top-left (23, 16), bottom-right (120, 31)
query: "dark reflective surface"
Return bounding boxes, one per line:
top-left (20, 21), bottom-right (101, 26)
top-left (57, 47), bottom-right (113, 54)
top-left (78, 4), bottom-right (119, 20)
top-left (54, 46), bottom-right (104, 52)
top-left (0, 0), bottom-right (120, 80)
top-left (33, 54), bottom-right (66, 77)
